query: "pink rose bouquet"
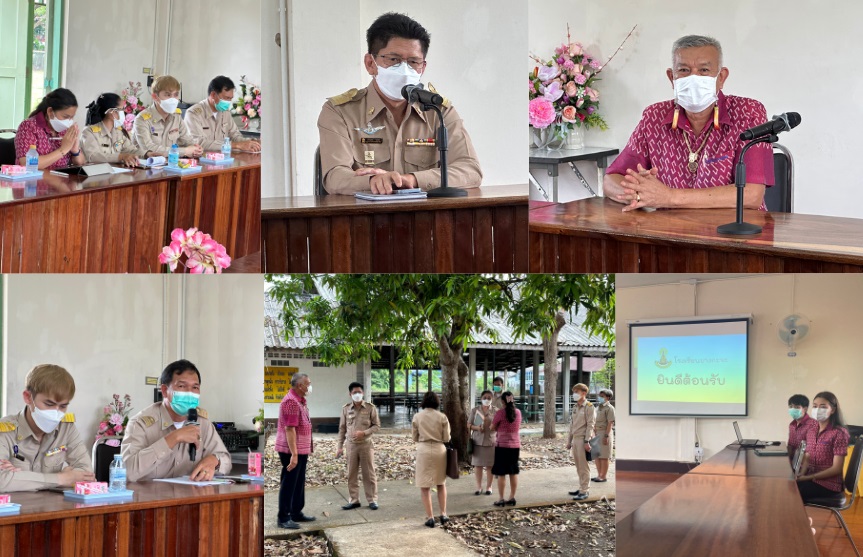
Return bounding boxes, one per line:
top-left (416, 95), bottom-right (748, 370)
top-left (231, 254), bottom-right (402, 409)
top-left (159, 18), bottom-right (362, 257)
top-left (159, 227), bottom-right (232, 274)
top-left (119, 82), bottom-right (146, 132)
top-left (96, 394), bottom-right (132, 446)
top-left (233, 75), bottom-right (261, 129)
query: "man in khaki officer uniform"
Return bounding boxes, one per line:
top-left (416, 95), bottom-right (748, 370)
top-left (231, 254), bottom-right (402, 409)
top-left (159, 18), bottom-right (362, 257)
top-left (132, 75), bottom-right (203, 158)
top-left (0, 364), bottom-right (94, 492)
top-left (121, 360), bottom-right (231, 482)
top-left (184, 75), bottom-right (261, 153)
top-left (592, 388), bottom-right (616, 483)
top-left (491, 376), bottom-right (506, 411)
top-left (336, 382), bottom-right (381, 509)
top-left (318, 12), bottom-right (482, 195)
top-left (566, 383), bottom-right (595, 501)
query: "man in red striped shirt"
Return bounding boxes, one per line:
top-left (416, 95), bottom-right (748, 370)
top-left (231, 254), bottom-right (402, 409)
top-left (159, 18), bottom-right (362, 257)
top-left (276, 373), bottom-right (316, 529)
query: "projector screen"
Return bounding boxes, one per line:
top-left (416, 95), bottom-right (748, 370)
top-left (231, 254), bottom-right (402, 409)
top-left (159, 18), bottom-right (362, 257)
top-left (629, 316), bottom-right (750, 417)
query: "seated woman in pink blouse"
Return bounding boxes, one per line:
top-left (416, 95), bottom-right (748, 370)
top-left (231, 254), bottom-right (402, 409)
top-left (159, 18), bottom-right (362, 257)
top-left (14, 88), bottom-right (86, 170)
top-left (490, 391), bottom-right (522, 507)
top-left (796, 391), bottom-right (850, 505)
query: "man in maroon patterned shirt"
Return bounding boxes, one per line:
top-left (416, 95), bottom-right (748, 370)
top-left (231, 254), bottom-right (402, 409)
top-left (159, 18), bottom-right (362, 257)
top-left (604, 35), bottom-right (774, 212)
top-left (787, 393), bottom-right (816, 456)
top-left (276, 372), bottom-right (316, 529)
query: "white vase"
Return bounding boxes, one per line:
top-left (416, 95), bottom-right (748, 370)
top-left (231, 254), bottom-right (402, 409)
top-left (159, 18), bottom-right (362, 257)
top-left (566, 126), bottom-right (585, 149)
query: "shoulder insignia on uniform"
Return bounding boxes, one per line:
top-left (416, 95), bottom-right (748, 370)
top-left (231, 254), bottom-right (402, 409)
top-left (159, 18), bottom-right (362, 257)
top-left (91, 125), bottom-right (102, 133)
top-left (343, 402), bottom-right (351, 407)
top-left (427, 83), bottom-right (451, 108)
top-left (142, 113), bottom-right (152, 121)
top-left (61, 413), bottom-right (75, 423)
top-left (197, 408), bottom-right (208, 419)
top-left (0, 422), bottom-right (15, 433)
top-left (586, 401), bottom-right (593, 407)
top-left (140, 415), bottom-right (156, 427)
top-left (175, 108), bottom-right (182, 114)
top-left (329, 88), bottom-right (359, 106)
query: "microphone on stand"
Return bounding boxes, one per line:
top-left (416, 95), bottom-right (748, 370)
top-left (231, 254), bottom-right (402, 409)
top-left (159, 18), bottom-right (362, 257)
top-left (186, 408), bottom-right (199, 461)
top-left (401, 84), bottom-right (444, 107)
top-left (740, 112), bottom-right (801, 141)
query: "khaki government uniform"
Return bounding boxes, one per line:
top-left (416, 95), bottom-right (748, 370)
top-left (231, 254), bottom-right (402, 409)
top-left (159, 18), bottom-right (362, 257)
top-left (80, 122), bottom-right (145, 164)
top-left (337, 400), bottom-right (381, 503)
top-left (492, 392), bottom-right (505, 412)
top-left (318, 81), bottom-right (483, 194)
top-left (595, 402), bottom-right (616, 460)
top-left (0, 410), bottom-right (92, 492)
top-left (468, 405), bottom-right (495, 467)
top-left (183, 99), bottom-right (247, 152)
top-left (132, 104), bottom-right (197, 155)
top-left (121, 402), bottom-right (232, 482)
top-left (411, 408), bottom-right (451, 488)
top-left (568, 400), bottom-right (596, 492)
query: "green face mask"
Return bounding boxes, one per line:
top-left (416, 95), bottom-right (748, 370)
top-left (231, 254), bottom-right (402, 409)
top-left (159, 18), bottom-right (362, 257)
top-left (215, 99), bottom-right (232, 112)
top-left (493, 386), bottom-right (502, 393)
top-left (788, 408), bottom-right (803, 420)
top-left (170, 391), bottom-right (200, 415)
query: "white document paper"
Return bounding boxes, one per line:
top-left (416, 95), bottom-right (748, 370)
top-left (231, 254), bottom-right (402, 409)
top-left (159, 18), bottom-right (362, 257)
top-left (111, 167), bottom-right (133, 174)
top-left (153, 475), bottom-right (231, 486)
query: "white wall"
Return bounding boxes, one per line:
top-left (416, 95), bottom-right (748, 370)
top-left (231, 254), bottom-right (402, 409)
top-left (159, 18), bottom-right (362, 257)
top-left (261, 0), bottom-right (286, 199)
top-left (3, 275), bottom-right (263, 446)
top-left (263, 356), bottom-right (356, 420)
top-left (63, 0), bottom-right (260, 128)
top-left (616, 274), bottom-right (863, 464)
top-left (271, 0), bottom-right (528, 198)
top-left (530, 0), bottom-right (863, 217)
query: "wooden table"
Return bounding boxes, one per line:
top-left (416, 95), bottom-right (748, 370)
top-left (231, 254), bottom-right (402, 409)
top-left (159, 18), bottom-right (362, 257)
top-left (0, 481), bottom-right (263, 556)
top-left (529, 147), bottom-right (619, 201)
top-left (529, 197), bottom-right (863, 272)
top-left (261, 184), bottom-right (528, 273)
top-left (689, 445), bottom-right (795, 478)
top-left (0, 154), bottom-right (260, 273)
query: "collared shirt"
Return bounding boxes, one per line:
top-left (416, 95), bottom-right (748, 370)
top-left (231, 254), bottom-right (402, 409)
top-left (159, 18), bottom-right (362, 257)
top-left (492, 408), bottom-right (522, 448)
top-left (276, 389), bottom-right (312, 455)
top-left (804, 422), bottom-right (850, 492)
top-left (337, 400), bottom-right (381, 451)
top-left (0, 409), bottom-right (92, 491)
top-left (317, 80), bottom-right (483, 194)
top-left (120, 402), bottom-right (232, 482)
top-left (607, 91), bottom-right (774, 211)
top-left (14, 112), bottom-right (75, 170)
top-left (411, 408), bottom-right (451, 444)
top-left (80, 121), bottom-right (145, 163)
top-left (569, 400), bottom-right (596, 443)
top-left (132, 103), bottom-right (197, 155)
top-left (595, 402), bottom-right (616, 433)
top-left (184, 99), bottom-right (246, 152)
top-left (469, 405), bottom-right (496, 447)
top-left (788, 413), bottom-right (817, 455)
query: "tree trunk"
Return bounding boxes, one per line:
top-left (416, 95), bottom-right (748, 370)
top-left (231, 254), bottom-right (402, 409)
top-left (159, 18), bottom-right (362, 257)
top-left (438, 333), bottom-right (470, 463)
top-left (542, 310), bottom-right (567, 439)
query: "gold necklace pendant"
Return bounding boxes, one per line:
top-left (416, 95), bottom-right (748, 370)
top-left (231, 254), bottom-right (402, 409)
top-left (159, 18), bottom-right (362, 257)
top-left (687, 153), bottom-right (699, 174)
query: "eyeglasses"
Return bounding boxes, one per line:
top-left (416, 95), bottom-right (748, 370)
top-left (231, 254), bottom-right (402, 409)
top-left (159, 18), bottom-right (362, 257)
top-left (376, 54), bottom-right (425, 72)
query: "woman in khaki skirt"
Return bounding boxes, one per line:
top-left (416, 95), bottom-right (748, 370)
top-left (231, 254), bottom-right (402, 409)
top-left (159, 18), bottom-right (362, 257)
top-left (468, 390), bottom-right (496, 495)
top-left (412, 391), bottom-right (452, 528)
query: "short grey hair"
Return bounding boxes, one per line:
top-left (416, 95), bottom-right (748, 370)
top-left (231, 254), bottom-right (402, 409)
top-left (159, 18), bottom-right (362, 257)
top-left (671, 35), bottom-right (723, 67)
top-left (291, 372), bottom-right (309, 388)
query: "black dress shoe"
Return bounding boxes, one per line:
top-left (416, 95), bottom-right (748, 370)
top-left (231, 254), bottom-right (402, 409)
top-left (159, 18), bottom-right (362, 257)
top-left (485, 490), bottom-right (492, 495)
top-left (591, 477), bottom-right (601, 482)
top-left (425, 518), bottom-right (436, 528)
top-left (493, 499), bottom-right (506, 507)
top-left (292, 514), bottom-right (317, 522)
top-left (278, 520), bottom-right (300, 529)
top-left (342, 502), bottom-right (361, 510)
top-left (368, 502), bottom-right (379, 510)
top-left (569, 490), bottom-right (581, 496)
top-left (505, 499), bottom-right (516, 506)
top-left (439, 515), bottom-right (450, 524)
top-left (474, 490), bottom-right (481, 495)
top-left (572, 492), bottom-right (589, 501)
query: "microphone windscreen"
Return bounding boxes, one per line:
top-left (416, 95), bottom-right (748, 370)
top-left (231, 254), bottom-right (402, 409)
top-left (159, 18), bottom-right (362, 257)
top-left (786, 112), bottom-right (802, 129)
top-left (188, 408), bottom-right (198, 422)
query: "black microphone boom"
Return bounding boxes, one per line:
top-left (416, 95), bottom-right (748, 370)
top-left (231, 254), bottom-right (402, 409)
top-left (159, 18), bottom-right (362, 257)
top-left (187, 408), bottom-right (198, 462)
top-left (739, 112), bottom-right (801, 141)
top-left (401, 84), bottom-right (444, 107)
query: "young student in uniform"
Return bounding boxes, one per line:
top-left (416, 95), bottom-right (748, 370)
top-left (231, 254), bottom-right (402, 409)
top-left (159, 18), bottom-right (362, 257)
top-left (0, 364), bottom-right (95, 492)
top-left (336, 382), bottom-right (381, 510)
top-left (132, 76), bottom-right (203, 158)
top-left (14, 89), bottom-right (87, 170)
top-left (184, 75), bottom-right (261, 153)
top-left (80, 93), bottom-right (144, 166)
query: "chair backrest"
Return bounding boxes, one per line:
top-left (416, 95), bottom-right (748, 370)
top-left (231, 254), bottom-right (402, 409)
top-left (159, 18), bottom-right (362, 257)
top-left (92, 438), bottom-right (122, 482)
top-left (765, 143), bottom-right (793, 213)
top-left (844, 436), bottom-right (863, 496)
top-left (0, 129), bottom-right (17, 166)
top-left (314, 145), bottom-right (326, 196)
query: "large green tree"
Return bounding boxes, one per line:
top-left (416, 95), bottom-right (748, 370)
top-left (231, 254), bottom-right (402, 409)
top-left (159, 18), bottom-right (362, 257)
top-left (507, 274), bottom-right (615, 438)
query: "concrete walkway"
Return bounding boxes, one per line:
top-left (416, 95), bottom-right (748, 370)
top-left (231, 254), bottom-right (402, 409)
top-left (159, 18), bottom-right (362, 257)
top-left (264, 463), bottom-right (615, 555)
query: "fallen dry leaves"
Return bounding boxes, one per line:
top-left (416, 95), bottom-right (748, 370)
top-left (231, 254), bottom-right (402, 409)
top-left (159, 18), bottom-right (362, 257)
top-left (264, 534), bottom-right (329, 556)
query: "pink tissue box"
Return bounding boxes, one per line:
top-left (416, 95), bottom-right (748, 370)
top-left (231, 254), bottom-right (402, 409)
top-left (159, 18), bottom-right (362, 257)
top-left (179, 158), bottom-right (198, 167)
top-left (75, 482), bottom-right (109, 495)
top-left (206, 152), bottom-right (225, 161)
top-left (1, 165), bottom-right (26, 176)
top-left (248, 453), bottom-right (262, 476)
top-left (0, 495), bottom-right (10, 504)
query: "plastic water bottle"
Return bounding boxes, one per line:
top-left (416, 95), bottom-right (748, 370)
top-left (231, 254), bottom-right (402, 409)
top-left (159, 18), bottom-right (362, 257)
top-left (109, 454), bottom-right (127, 491)
top-left (25, 145), bottom-right (39, 174)
top-left (221, 136), bottom-right (232, 159)
top-left (168, 144), bottom-right (180, 168)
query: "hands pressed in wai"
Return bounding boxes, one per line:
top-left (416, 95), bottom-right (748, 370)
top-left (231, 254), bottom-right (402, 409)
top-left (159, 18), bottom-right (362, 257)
top-left (354, 168), bottom-right (418, 194)
top-left (615, 164), bottom-right (674, 212)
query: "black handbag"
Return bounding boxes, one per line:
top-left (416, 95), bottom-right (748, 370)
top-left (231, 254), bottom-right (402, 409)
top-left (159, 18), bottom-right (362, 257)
top-left (445, 443), bottom-right (459, 479)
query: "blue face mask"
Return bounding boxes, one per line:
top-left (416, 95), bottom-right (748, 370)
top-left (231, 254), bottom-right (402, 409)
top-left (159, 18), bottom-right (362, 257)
top-left (598, 396), bottom-right (606, 404)
top-left (789, 408), bottom-right (803, 420)
top-left (215, 99), bottom-right (232, 112)
top-left (169, 391), bottom-right (200, 415)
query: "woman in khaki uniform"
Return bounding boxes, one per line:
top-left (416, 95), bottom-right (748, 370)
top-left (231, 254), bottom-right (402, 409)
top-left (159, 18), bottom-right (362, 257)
top-left (411, 391), bottom-right (451, 528)
top-left (80, 93), bottom-right (143, 167)
top-left (593, 389), bottom-right (616, 483)
top-left (468, 389), bottom-right (496, 495)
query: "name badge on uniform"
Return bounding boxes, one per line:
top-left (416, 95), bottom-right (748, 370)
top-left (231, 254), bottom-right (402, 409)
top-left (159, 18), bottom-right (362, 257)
top-left (45, 445), bottom-right (67, 457)
top-left (361, 138), bottom-right (383, 144)
top-left (407, 138), bottom-right (435, 146)
top-left (364, 151), bottom-right (375, 164)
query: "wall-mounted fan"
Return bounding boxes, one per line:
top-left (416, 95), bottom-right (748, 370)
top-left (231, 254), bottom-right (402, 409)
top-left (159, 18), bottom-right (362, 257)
top-left (778, 314), bottom-right (810, 357)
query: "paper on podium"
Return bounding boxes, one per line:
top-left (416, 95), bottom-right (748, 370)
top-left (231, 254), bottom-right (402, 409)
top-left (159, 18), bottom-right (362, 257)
top-left (153, 476), bottom-right (232, 486)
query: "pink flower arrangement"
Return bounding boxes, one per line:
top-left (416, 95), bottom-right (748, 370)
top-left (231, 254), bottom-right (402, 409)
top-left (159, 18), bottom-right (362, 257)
top-left (119, 82), bottom-right (146, 132)
top-left (159, 227), bottom-right (232, 274)
top-left (232, 75), bottom-right (261, 129)
top-left (529, 98), bottom-right (557, 128)
top-left (96, 394), bottom-right (132, 445)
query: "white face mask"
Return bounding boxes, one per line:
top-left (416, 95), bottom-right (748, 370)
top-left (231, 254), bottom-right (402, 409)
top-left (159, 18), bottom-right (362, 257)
top-left (374, 62), bottom-right (421, 101)
top-left (30, 404), bottom-right (66, 433)
top-left (159, 97), bottom-right (180, 114)
top-left (481, 399), bottom-right (492, 407)
top-left (110, 111), bottom-right (123, 130)
top-left (351, 392), bottom-right (363, 403)
top-left (810, 407), bottom-right (830, 422)
top-left (674, 75), bottom-right (718, 113)
top-left (306, 384), bottom-right (313, 395)
top-left (572, 393), bottom-right (580, 402)
top-left (49, 115), bottom-right (74, 132)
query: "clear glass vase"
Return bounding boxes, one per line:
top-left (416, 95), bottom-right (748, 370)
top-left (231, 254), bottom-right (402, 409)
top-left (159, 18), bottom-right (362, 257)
top-left (530, 124), bottom-right (568, 150)
top-left (566, 125), bottom-right (585, 149)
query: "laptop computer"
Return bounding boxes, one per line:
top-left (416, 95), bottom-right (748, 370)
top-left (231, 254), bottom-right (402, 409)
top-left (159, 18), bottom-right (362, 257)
top-left (733, 421), bottom-right (766, 447)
